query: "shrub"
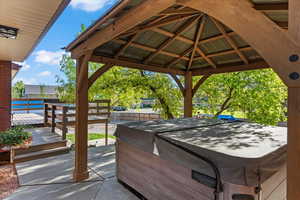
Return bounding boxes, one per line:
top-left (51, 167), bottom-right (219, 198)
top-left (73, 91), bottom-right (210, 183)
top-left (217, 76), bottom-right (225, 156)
top-left (0, 126), bottom-right (32, 146)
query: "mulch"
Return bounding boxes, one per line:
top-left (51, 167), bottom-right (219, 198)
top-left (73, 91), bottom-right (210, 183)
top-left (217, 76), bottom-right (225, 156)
top-left (0, 164), bottom-right (19, 200)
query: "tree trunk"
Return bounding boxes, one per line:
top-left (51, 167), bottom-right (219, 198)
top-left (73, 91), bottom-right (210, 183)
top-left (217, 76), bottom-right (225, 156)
top-left (140, 71), bottom-right (174, 119)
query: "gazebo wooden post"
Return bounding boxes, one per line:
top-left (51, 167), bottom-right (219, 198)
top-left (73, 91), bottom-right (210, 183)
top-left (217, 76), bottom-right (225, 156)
top-left (184, 71), bottom-right (193, 117)
top-left (287, 1), bottom-right (300, 199)
top-left (287, 89), bottom-right (300, 199)
top-left (73, 52), bottom-right (91, 182)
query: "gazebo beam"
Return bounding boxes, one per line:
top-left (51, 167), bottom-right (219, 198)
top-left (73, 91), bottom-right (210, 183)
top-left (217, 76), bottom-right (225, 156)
top-left (74, 52), bottom-right (91, 182)
top-left (90, 55), bottom-right (185, 75)
top-left (88, 64), bottom-right (114, 88)
top-left (191, 61), bottom-right (269, 76)
top-left (71, 0), bottom-right (176, 58)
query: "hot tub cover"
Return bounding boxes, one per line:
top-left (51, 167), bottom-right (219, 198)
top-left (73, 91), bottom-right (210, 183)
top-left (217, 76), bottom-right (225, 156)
top-left (156, 122), bottom-right (287, 186)
top-left (115, 118), bottom-right (226, 152)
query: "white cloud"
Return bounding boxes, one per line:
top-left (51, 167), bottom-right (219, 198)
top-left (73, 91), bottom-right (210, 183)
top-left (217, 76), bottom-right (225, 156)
top-left (70, 0), bottom-right (112, 12)
top-left (38, 71), bottom-right (52, 76)
top-left (35, 50), bottom-right (64, 65)
top-left (23, 63), bottom-right (31, 70)
top-left (13, 61), bottom-right (31, 71)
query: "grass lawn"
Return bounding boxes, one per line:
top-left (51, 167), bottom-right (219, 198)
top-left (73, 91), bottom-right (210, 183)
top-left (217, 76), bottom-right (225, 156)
top-left (66, 133), bottom-right (115, 143)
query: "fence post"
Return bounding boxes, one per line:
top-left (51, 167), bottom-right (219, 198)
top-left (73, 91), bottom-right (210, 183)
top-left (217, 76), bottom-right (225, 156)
top-left (96, 101), bottom-right (99, 115)
top-left (51, 105), bottom-right (56, 133)
top-left (105, 120), bottom-right (108, 146)
top-left (44, 103), bottom-right (48, 126)
top-left (62, 106), bottom-right (68, 140)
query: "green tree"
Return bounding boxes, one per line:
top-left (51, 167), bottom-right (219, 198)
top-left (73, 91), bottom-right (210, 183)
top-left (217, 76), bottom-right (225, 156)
top-left (56, 54), bottom-right (182, 119)
top-left (194, 69), bottom-right (287, 125)
top-left (12, 81), bottom-right (25, 98)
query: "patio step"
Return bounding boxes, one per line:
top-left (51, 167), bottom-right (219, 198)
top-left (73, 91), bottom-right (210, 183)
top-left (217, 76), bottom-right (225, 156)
top-left (14, 140), bottom-right (67, 156)
top-left (14, 146), bottom-right (70, 163)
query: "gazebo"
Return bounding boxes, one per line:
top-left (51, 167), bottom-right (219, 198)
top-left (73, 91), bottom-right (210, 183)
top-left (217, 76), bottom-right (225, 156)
top-left (66, 0), bottom-right (298, 199)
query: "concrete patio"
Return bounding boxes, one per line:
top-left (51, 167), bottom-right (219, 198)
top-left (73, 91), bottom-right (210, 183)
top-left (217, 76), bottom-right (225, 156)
top-left (5, 145), bottom-right (139, 200)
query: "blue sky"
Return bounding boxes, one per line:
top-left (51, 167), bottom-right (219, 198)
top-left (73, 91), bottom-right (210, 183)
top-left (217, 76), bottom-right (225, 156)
top-left (13, 0), bottom-right (118, 86)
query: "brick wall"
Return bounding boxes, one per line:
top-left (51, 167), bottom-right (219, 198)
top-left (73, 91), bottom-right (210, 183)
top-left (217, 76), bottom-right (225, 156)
top-left (0, 61), bottom-right (12, 131)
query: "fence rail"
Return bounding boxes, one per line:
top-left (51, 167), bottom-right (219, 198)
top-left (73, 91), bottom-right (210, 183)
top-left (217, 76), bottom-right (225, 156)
top-left (44, 100), bottom-right (111, 145)
top-left (12, 98), bottom-right (60, 113)
top-left (11, 98), bottom-right (162, 127)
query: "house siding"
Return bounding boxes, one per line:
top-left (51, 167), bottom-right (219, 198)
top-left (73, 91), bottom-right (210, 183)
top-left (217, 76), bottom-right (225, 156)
top-left (0, 61), bottom-right (12, 131)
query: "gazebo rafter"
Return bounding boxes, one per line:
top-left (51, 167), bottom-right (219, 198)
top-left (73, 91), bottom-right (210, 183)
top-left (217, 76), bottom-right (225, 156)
top-left (187, 15), bottom-right (207, 70)
top-left (210, 17), bottom-right (249, 64)
top-left (142, 14), bottom-right (202, 64)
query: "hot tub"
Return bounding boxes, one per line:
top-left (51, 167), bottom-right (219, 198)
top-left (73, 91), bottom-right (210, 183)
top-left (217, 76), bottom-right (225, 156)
top-left (115, 118), bottom-right (287, 200)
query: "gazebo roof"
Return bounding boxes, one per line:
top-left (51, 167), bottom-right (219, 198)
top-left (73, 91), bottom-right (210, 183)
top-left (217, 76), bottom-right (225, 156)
top-left (66, 0), bottom-right (287, 75)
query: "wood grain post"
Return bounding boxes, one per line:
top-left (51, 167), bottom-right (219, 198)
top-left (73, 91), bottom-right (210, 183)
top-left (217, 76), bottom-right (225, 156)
top-left (287, 2), bottom-right (300, 199)
top-left (73, 53), bottom-right (90, 182)
top-left (184, 71), bottom-right (193, 117)
top-left (44, 103), bottom-right (48, 126)
top-left (62, 106), bottom-right (68, 140)
top-left (287, 88), bottom-right (300, 200)
top-left (10, 148), bottom-right (15, 164)
top-left (51, 105), bottom-right (56, 133)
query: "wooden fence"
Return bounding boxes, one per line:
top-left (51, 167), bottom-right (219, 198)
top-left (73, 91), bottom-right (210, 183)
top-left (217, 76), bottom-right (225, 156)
top-left (12, 98), bottom-right (59, 112)
top-left (111, 112), bottom-right (161, 121)
top-left (44, 100), bottom-right (111, 145)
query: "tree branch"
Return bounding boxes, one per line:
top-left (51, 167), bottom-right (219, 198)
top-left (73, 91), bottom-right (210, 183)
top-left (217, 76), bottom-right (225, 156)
top-left (214, 87), bottom-right (234, 117)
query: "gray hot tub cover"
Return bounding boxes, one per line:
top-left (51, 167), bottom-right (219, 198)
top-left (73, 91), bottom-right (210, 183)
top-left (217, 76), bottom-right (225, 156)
top-left (156, 122), bottom-right (287, 186)
top-left (115, 118), bottom-right (225, 153)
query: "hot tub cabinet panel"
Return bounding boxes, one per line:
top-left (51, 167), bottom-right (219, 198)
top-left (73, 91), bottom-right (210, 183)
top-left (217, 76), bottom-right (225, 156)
top-left (116, 140), bottom-right (216, 200)
top-left (116, 140), bottom-right (286, 200)
top-left (115, 119), bottom-right (287, 200)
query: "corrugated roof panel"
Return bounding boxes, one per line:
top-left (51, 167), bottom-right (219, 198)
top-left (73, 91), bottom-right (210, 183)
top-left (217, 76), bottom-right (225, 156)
top-left (191, 58), bottom-right (210, 69)
top-left (229, 35), bottom-right (249, 48)
top-left (94, 41), bottom-right (122, 57)
top-left (264, 11), bottom-right (288, 22)
top-left (201, 17), bottom-right (221, 40)
top-left (122, 45), bottom-right (151, 61)
top-left (211, 53), bottom-right (242, 65)
top-left (180, 23), bottom-right (197, 40)
top-left (164, 40), bottom-right (192, 55)
top-left (174, 60), bottom-right (188, 70)
top-left (149, 54), bottom-right (174, 66)
top-left (160, 20), bottom-right (186, 33)
top-left (243, 50), bottom-right (262, 61)
top-left (252, 0), bottom-right (287, 3)
top-left (134, 30), bottom-right (168, 49)
top-left (199, 38), bottom-right (232, 55)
